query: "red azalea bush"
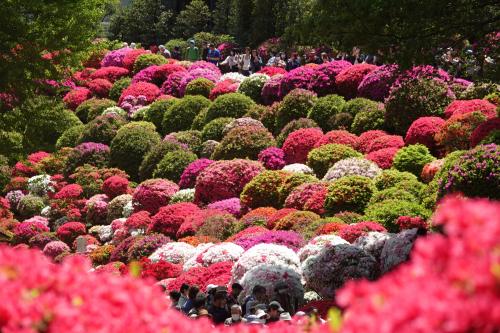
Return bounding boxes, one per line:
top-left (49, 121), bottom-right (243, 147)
top-left (444, 99), bottom-right (497, 119)
top-left (194, 159), bottom-right (264, 205)
top-left (470, 117), bottom-right (500, 146)
top-left (140, 258), bottom-right (182, 280)
top-left (148, 202), bottom-right (200, 238)
top-left (435, 111), bottom-right (488, 153)
top-left (267, 208), bottom-right (297, 229)
top-left (178, 158), bottom-right (214, 189)
top-left (366, 135), bottom-right (405, 153)
top-left (405, 116), bottom-right (446, 152)
top-left (395, 215), bottom-right (428, 231)
top-left (124, 210), bottom-right (152, 231)
top-left (132, 64), bottom-right (187, 86)
top-left (56, 222), bottom-right (86, 244)
top-left (102, 175), bottom-right (129, 199)
top-left (284, 182), bottom-right (329, 211)
top-left (314, 130), bottom-right (359, 149)
top-left (226, 225), bottom-right (268, 242)
top-left (63, 88), bottom-right (92, 110)
top-left (126, 233), bottom-right (170, 261)
top-left (335, 64), bottom-right (378, 99)
top-left (0, 197), bottom-right (12, 219)
top-left (72, 68), bottom-right (96, 85)
top-left (365, 147), bottom-right (399, 169)
top-left (132, 179), bottom-right (179, 214)
top-left (280, 66), bottom-right (315, 96)
top-left (258, 66), bottom-right (287, 76)
top-left (356, 130), bottom-right (388, 153)
top-left (90, 66), bottom-right (130, 83)
top-left (87, 79), bottom-right (113, 98)
top-left (261, 74), bottom-right (284, 105)
top-left (122, 49), bottom-right (150, 71)
top-left (118, 82), bottom-right (161, 104)
top-left (209, 79), bottom-right (239, 100)
top-left (309, 60), bottom-right (352, 96)
top-left (165, 261), bottom-right (233, 293)
top-left (338, 221), bottom-right (387, 243)
top-left (176, 208), bottom-right (224, 238)
top-left (14, 221), bottom-right (50, 244)
top-left (238, 207), bottom-right (278, 227)
top-left (282, 128), bottom-right (324, 164)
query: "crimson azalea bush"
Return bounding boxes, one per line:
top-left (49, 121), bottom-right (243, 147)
top-left (257, 147), bottom-right (286, 170)
top-left (148, 202), bottom-right (200, 238)
top-left (132, 178), bottom-right (179, 214)
top-left (90, 66), bottom-right (130, 83)
top-left (282, 127), bottom-right (324, 164)
top-left (435, 111), bottom-right (488, 153)
top-left (365, 134), bottom-right (404, 153)
top-left (276, 118), bottom-right (319, 146)
top-left (315, 130), bottom-right (359, 149)
top-left (470, 117), bottom-right (500, 147)
top-left (443, 99), bottom-right (497, 119)
top-left (87, 78), bottom-right (113, 98)
top-left (335, 63), bottom-right (378, 99)
top-left (404, 116), bottom-right (445, 152)
top-left (118, 82), bottom-right (161, 105)
top-left (365, 147), bottom-right (399, 169)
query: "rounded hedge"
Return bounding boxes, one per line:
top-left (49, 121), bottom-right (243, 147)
top-left (168, 130), bottom-right (203, 155)
top-left (144, 98), bottom-right (178, 132)
top-left (110, 122), bottom-right (161, 180)
top-left (276, 89), bottom-right (318, 131)
top-left (323, 157), bottom-right (382, 181)
top-left (138, 140), bottom-right (187, 181)
top-left (392, 144), bottom-right (435, 177)
top-left (324, 176), bottom-right (376, 214)
top-left (373, 169), bottom-right (419, 191)
top-left (307, 95), bottom-right (346, 131)
top-left (211, 126), bottom-right (276, 160)
top-left (109, 77), bottom-right (132, 101)
top-left (18, 195), bottom-right (45, 219)
top-left (79, 114), bottom-right (127, 145)
top-left (185, 78), bottom-right (215, 98)
top-left (238, 74), bottom-right (269, 104)
top-left (276, 118), bottom-right (319, 147)
top-left (162, 95), bottom-right (211, 135)
top-left (56, 125), bottom-right (86, 150)
top-left (364, 199), bottom-right (431, 232)
top-left (21, 96), bottom-right (83, 153)
top-left (404, 116), bottom-right (446, 152)
top-left (278, 173), bottom-right (318, 205)
top-left (435, 112), bottom-right (487, 153)
top-left (201, 117), bottom-right (235, 141)
top-left (240, 170), bottom-right (290, 209)
top-left (75, 98), bottom-right (117, 123)
top-left (64, 142), bottom-right (111, 176)
top-left (152, 150), bottom-right (198, 183)
top-left (369, 187), bottom-right (418, 206)
top-left (282, 127), bottom-right (324, 164)
top-left (205, 93), bottom-right (256, 123)
top-left (0, 131), bottom-right (24, 163)
top-left (133, 54), bottom-right (168, 73)
top-left (350, 106), bottom-right (386, 135)
top-left (385, 78), bottom-right (455, 135)
top-left (307, 144), bottom-right (362, 178)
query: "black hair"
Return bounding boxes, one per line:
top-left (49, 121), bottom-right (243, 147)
top-left (180, 284), bottom-right (189, 293)
top-left (231, 283), bottom-right (243, 291)
top-left (169, 291), bottom-right (181, 302)
top-left (188, 286), bottom-right (200, 300)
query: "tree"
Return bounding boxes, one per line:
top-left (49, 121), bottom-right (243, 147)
top-left (109, 0), bottom-right (174, 46)
top-left (229, 0), bottom-right (254, 46)
top-left (174, 0), bottom-right (211, 39)
top-left (293, 0), bottom-right (500, 67)
top-left (0, 0), bottom-right (112, 102)
top-left (213, 0), bottom-right (232, 34)
top-left (250, 0), bottom-right (277, 45)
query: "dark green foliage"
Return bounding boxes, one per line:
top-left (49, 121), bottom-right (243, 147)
top-left (56, 125), bottom-right (86, 150)
top-left (79, 114), bottom-right (127, 145)
top-left (75, 98), bottom-right (117, 123)
top-left (211, 126), bottom-right (276, 160)
top-left (109, 78), bottom-right (132, 102)
top-left (307, 144), bottom-right (362, 178)
top-left (205, 93), bottom-right (256, 123)
top-left (307, 94), bottom-right (346, 131)
top-left (201, 117), bottom-right (235, 141)
top-left (153, 150), bottom-right (198, 182)
top-left (185, 78), bottom-right (215, 98)
top-left (138, 140), bottom-right (187, 181)
top-left (144, 98), bottom-right (178, 132)
top-left (325, 176), bottom-right (376, 214)
top-left (276, 90), bottom-right (317, 131)
top-left (162, 96), bottom-right (211, 135)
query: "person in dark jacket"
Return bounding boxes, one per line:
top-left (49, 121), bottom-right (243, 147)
top-left (208, 292), bottom-right (230, 325)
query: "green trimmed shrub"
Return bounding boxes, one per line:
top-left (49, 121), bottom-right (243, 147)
top-left (276, 89), bottom-right (317, 131)
top-left (109, 77), bottom-right (132, 101)
top-left (393, 144), bottom-right (435, 177)
top-left (460, 82), bottom-right (499, 100)
top-left (205, 93), bottom-right (256, 123)
top-left (350, 106), bottom-right (386, 135)
top-left (75, 98), bottom-right (116, 123)
top-left (191, 107), bottom-right (209, 130)
top-left (244, 104), bottom-right (267, 120)
top-left (278, 173), bottom-right (318, 205)
top-left (260, 103), bottom-right (279, 134)
top-left (138, 140), bottom-right (187, 181)
top-left (369, 187), bottom-right (418, 205)
top-left (18, 195), bottom-right (45, 218)
top-left (144, 98), bottom-right (178, 132)
top-left (392, 179), bottom-right (426, 198)
top-left (185, 78), bottom-right (215, 98)
top-left (307, 144), bottom-right (362, 178)
top-left (169, 130), bottom-right (203, 155)
top-left (238, 74), bottom-right (269, 104)
top-left (274, 211), bottom-right (321, 233)
top-left (20, 96), bottom-right (82, 153)
top-left (342, 98), bottom-right (380, 116)
top-left (110, 122), bottom-right (161, 180)
top-left (211, 126), bottom-right (276, 160)
top-left (307, 94), bottom-right (346, 131)
top-left (196, 213), bottom-right (237, 241)
top-left (324, 176), bottom-right (376, 214)
top-left (240, 170), bottom-right (290, 209)
top-left (276, 118), bottom-right (319, 146)
top-left (56, 125), bottom-right (85, 150)
top-left (79, 114), bottom-right (127, 145)
top-left (364, 199), bottom-right (431, 232)
top-left (385, 78), bottom-right (455, 135)
top-left (0, 131), bottom-right (24, 163)
top-left (162, 96), bottom-right (211, 135)
top-left (133, 54), bottom-right (167, 73)
top-left (201, 117), bottom-right (235, 141)
top-left (153, 150), bottom-right (198, 183)
top-left (373, 169), bottom-right (419, 191)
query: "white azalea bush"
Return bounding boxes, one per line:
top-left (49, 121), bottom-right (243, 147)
top-left (323, 157), bottom-right (382, 181)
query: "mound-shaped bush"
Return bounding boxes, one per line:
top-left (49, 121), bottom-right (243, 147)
top-left (366, 135), bottom-right (405, 153)
top-left (364, 199), bottom-right (431, 232)
top-left (240, 170), bottom-right (290, 209)
top-left (470, 117), bottom-right (500, 147)
top-left (358, 64), bottom-right (400, 101)
top-left (148, 203), bottom-right (200, 238)
top-left (307, 95), bottom-right (346, 131)
top-left (404, 116), bottom-right (445, 152)
top-left (138, 140), bottom-right (187, 181)
top-left (365, 147), bottom-right (399, 169)
top-left (258, 147), bottom-right (286, 170)
top-left (109, 77), bottom-right (132, 102)
top-left (309, 60), bottom-right (352, 96)
top-left (211, 126), bottom-right (276, 160)
top-left (90, 66), bottom-right (130, 82)
top-left (392, 144), bottom-right (435, 177)
top-left (110, 122), bottom-right (161, 180)
top-left (435, 112), bottom-right (488, 153)
top-left (55, 125), bottom-right (85, 150)
top-left (118, 82), bottom-right (161, 105)
top-left (261, 74), bottom-right (284, 105)
top-left (444, 99), bottom-right (497, 119)
top-left (64, 142), bottom-right (110, 176)
top-left (133, 54), bottom-right (168, 73)
top-left (162, 95), bottom-right (210, 135)
top-left (205, 93), bottom-right (255, 123)
top-left (323, 157), bottom-right (382, 181)
top-left (276, 89), bottom-right (318, 131)
top-left (280, 66), bottom-right (315, 96)
top-left (336, 64), bottom-right (378, 99)
top-left (178, 158), bottom-right (214, 189)
top-left (143, 98), bottom-right (178, 132)
top-left (185, 78), bottom-right (215, 98)
top-left (132, 179), bottom-right (179, 214)
top-left (238, 74), bottom-right (269, 103)
top-left (350, 104), bottom-right (386, 135)
top-left (373, 169), bottom-right (419, 191)
top-left (282, 127), bottom-right (324, 164)
top-left (315, 130), bottom-right (358, 149)
top-left (201, 117), bottom-right (234, 141)
top-left (307, 144), bottom-right (362, 178)
top-left (276, 118), bottom-right (319, 146)
top-left (152, 150), bottom-right (198, 183)
top-left (79, 114), bottom-right (127, 145)
top-left (324, 176), bottom-right (376, 214)
top-left (385, 78), bottom-right (455, 135)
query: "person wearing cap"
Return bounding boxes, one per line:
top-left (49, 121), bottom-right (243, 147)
top-left (208, 291), bottom-right (230, 325)
top-left (227, 283), bottom-right (243, 307)
top-left (185, 39), bottom-right (200, 62)
top-left (266, 301), bottom-right (284, 323)
top-left (196, 308), bottom-right (212, 320)
top-left (224, 304), bottom-right (246, 326)
top-left (272, 282), bottom-right (299, 315)
top-left (246, 308), bottom-right (269, 325)
top-left (242, 285), bottom-right (267, 315)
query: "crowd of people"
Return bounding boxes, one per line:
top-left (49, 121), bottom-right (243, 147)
top-left (166, 283), bottom-right (323, 327)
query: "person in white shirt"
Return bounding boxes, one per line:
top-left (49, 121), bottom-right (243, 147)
top-left (220, 50), bottom-right (239, 73)
top-left (240, 47), bottom-right (252, 76)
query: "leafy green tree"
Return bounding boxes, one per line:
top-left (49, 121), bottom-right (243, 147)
top-left (109, 0), bottom-right (174, 46)
top-left (174, 0), bottom-right (211, 39)
top-left (293, 0), bottom-right (500, 66)
top-left (0, 0), bottom-right (112, 101)
top-left (229, 0), bottom-right (254, 46)
top-left (213, 0), bottom-right (233, 34)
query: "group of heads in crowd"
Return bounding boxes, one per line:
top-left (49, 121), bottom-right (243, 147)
top-left (167, 283), bottom-right (323, 327)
